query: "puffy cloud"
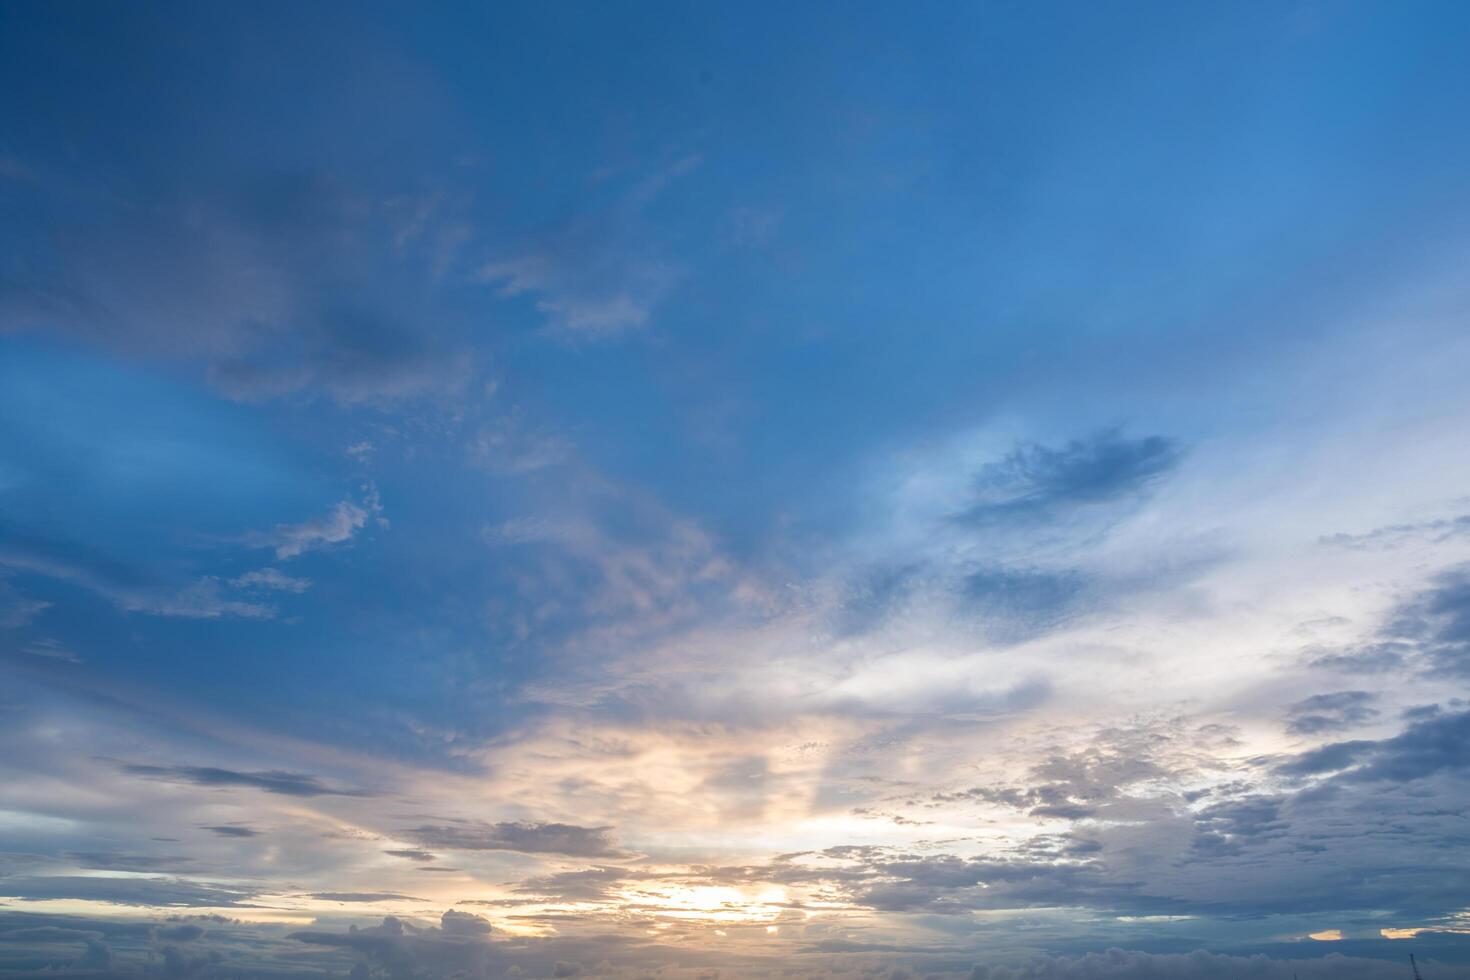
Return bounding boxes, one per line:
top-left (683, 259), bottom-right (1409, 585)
top-left (1278, 708), bottom-right (1470, 782)
top-left (290, 912), bottom-right (493, 980)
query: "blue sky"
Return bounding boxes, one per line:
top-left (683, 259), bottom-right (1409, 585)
top-left (5, 2), bottom-right (1470, 978)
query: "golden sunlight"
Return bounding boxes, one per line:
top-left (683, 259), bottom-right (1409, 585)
top-left (618, 884), bottom-right (790, 923)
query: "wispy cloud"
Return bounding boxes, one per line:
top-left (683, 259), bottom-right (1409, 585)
top-left (402, 820), bottom-right (624, 857)
top-left (477, 157), bottom-right (700, 336)
top-left (121, 763), bottom-right (371, 797)
top-left (244, 496), bottom-right (381, 560)
top-left (957, 429), bottom-right (1183, 526)
top-left (228, 567), bottom-right (312, 593)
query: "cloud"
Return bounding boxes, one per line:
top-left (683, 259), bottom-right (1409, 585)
top-left (1189, 796), bottom-right (1287, 856)
top-left (1277, 740), bottom-right (1375, 777)
top-left (0, 170), bottom-right (470, 405)
top-left (469, 415), bottom-right (574, 474)
top-left (65, 853), bottom-right (196, 873)
top-left (197, 826), bottom-right (261, 838)
top-left (384, 849), bottom-right (437, 862)
top-left (961, 567), bottom-right (1089, 642)
top-left (0, 577), bottom-right (50, 628)
top-left (512, 867), bottom-right (634, 902)
top-left (829, 563), bottom-right (922, 638)
top-left (206, 307), bottom-right (463, 406)
top-left (1278, 708), bottom-right (1470, 788)
top-left (1384, 565), bottom-right (1470, 676)
top-left (152, 923), bottom-right (206, 941)
top-left (306, 892), bottom-right (424, 903)
top-left (1304, 564), bottom-right (1470, 677)
top-left (476, 157), bottom-right (699, 336)
top-left (932, 733), bottom-right (1179, 822)
top-left (1306, 641), bottom-right (1411, 674)
top-left (402, 820), bottom-right (624, 857)
top-left (1321, 513), bottom-right (1470, 550)
top-left (245, 499), bottom-right (371, 560)
top-left (1285, 691), bottom-right (1380, 734)
top-left (0, 542), bottom-right (274, 620)
top-left (227, 567), bottom-right (311, 593)
top-left (122, 763), bottom-right (369, 797)
top-left (1331, 708), bottom-right (1470, 783)
top-left (0, 876), bottom-right (256, 908)
top-left (958, 430), bottom-right (1183, 525)
top-left (290, 912), bottom-right (493, 980)
top-left (968, 948), bottom-right (1470, 980)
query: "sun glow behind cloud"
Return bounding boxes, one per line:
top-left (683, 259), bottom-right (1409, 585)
top-left (619, 884), bottom-right (791, 923)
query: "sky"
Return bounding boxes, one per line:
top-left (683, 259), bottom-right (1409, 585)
top-left (3, 1), bottom-right (1470, 977)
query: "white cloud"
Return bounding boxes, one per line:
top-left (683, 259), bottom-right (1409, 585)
top-left (229, 568), bottom-right (312, 593)
top-left (249, 500), bottom-right (371, 560)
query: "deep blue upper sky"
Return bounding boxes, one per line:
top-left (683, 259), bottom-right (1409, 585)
top-left (4, 3), bottom-right (1470, 978)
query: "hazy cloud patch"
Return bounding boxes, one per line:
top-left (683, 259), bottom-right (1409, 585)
top-left (402, 820), bottom-right (624, 857)
top-left (958, 430), bottom-right (1183, 526)
top-left (122, 764), bottom-right (369, 797)
top-left (1285, 691), bottom-right (1379, 735)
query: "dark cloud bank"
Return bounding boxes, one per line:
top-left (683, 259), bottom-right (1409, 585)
top-left (4, 909), bottom-right (1468, 980)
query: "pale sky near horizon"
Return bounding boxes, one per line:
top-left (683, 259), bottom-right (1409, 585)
top-left (4, 2), bottom-right (1470, 978)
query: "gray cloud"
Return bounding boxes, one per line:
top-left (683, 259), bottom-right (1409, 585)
top-left (958, 430), bottom-right (1183, 526)
top-left (123, 763), bottom-right (369, 797)
top-left (1385, 565), bottom-right (1470, 676)
top-left (1321, 513), bottom-right (1470, 550)
top-left (402, 820), bottom-right (623, 858)
top-left (1, 170), bottom-right (469, 406)
top-left (1278, 709), bottom-right (1470, 782)
top-left (197, 826), bottom-right (260, 838)
top-left (961, 567), bottom-right (1089, 642)
top-left (511, 867), bottom-right (636, 903)
top-left (383, 849), bottom-right (437, 862)
top-left (65, 853), bottom-right (196, 873)
top-left (1286, 691), bottom-right (1380, 734)
top-left (0, 876), bottom-right (256, 908)
top-left (290, 911), bottom-right (493, 980)
top-left (969, 948), bottom-right (1470, 980)
top-left (1307, 564), bottom-right (1470, 677)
